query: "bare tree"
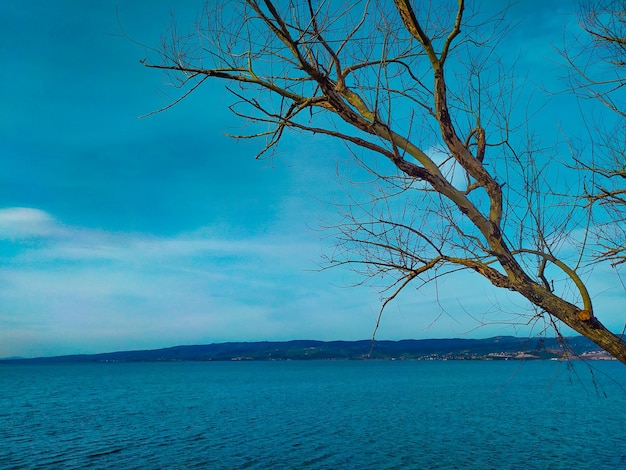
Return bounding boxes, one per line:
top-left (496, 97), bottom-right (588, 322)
top-left (141, 0), bottom-right (626, 363)
top-left (571, 0), bottom-right (625, 117)
top-left (563, 1), bottom-right (625, 266)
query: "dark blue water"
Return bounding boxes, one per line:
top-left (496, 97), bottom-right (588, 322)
top-left (1, 360), bottom-right (625, 469)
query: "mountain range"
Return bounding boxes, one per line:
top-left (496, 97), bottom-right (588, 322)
top-left (0, 336), bottom-right (614, 362)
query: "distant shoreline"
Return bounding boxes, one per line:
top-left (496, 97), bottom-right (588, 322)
top-left (1, 336), bottom-right (614, 363)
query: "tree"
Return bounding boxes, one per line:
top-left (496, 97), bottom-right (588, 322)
top-left (563, 0), bottom-right (625, 269)
top-left (141, 0), bottom-right (626, 363)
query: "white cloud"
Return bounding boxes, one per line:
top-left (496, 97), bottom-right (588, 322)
top-left (1, 206), bottom-right (624, 358)
top-left (0, 207), bottom-right (380, 357)
top-left (427, 146), bottom-right (467, 188)
top-left (0, 207), bottom-right (58, 239)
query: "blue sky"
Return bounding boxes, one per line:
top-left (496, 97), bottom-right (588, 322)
top-left (1, 1), bottom-right (624, 358)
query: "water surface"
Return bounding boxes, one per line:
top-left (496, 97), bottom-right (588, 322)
top-left (1, 360), bottom-right (624, 469)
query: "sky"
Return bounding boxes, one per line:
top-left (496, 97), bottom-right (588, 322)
top-left (1, 1), bottom-right (624, 358)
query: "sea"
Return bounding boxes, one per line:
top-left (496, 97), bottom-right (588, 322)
top-left (1, 360), bottom-right (625, 469)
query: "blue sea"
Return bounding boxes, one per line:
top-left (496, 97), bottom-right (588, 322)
top-left (1, 360), bottom-right (625, 469)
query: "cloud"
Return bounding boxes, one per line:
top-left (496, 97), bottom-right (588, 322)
top-left (2, 206), bottom-right (624, 358)
top-left (426, 146), bottom-right (468, 189)
top-left (0, 207), bottom-right (58, 239)
top-left (0, 207), bottom-right (383, 357)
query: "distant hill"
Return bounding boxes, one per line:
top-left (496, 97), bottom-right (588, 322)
top-left (0, 336), bottom-right (614, 363)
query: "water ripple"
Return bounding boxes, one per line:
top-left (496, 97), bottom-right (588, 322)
top-left (1, 361), bottom-right (624, 469)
